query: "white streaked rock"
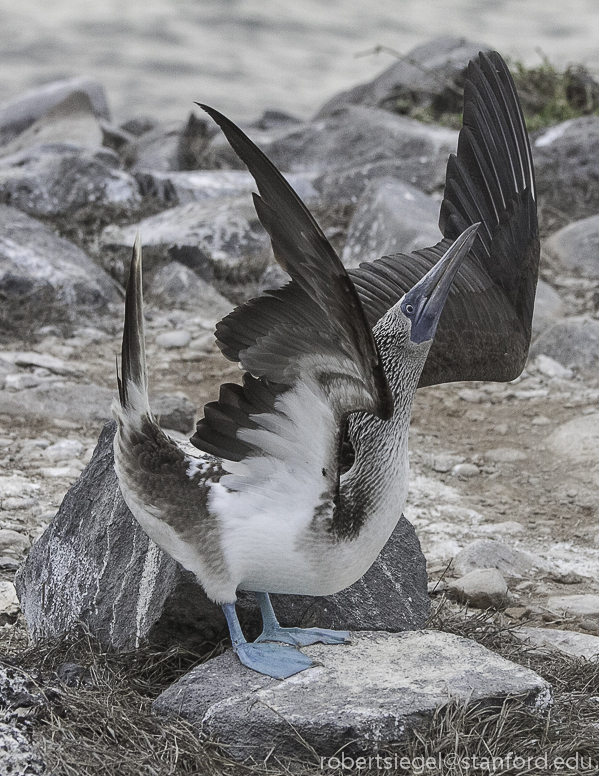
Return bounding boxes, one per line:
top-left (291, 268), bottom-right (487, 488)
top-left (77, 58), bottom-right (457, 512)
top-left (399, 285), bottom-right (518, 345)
top-left (153, 630), bottom-right (550, 762)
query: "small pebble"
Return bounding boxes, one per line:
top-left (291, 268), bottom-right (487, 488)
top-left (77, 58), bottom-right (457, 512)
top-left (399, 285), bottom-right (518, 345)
top-left (0, 556), bottom-right (19, 571)
top-left (0, 528), bottom-right (30, 555)
top-left (451, 462), bottom-right (480, 478)
top-left (458, 388), bottom-right (485, 403)
top-left (535, 354), bottom-right (573, 380)
top-left (433, 454), bottom-right (464, 473)
top-left (156, 330), bottom-right (192, 349)
top-left (185, 371), bottom-right (204, 384)
top-left (44, 439), bottom-right (84, 462)
top-left (1, 497), bottom-right (37, 511)
top-left (52, 418), bottom-right (79, 429)
top-left (5, 373), bottom-right (43, 391)
top-left (531, 415), bottom-right (551, 425)
top-left (40, 466), bottom-right (80, 478)
top-left (0, 581), bottom-right (19, 616)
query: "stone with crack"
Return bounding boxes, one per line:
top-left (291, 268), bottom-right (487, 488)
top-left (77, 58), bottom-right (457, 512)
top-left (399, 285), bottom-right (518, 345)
top-left (153, 630), bottom-right (550, 762)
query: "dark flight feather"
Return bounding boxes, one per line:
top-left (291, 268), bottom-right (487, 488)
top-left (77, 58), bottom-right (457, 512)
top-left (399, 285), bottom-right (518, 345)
top-left (349, 50), bottom-right (539, 386)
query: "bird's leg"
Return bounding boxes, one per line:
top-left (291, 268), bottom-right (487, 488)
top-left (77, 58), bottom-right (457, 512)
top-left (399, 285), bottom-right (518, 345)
top-left (221, 602), bottom-right (316, 679)
top-left (254, 592), bottom-right (351, 646)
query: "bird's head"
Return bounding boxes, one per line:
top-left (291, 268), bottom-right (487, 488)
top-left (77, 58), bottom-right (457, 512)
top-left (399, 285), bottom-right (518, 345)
top-left (399, 222), bottom-right (479, 346)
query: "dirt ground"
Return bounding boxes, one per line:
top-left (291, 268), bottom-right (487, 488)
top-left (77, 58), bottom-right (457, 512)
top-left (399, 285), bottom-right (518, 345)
top-left (1, 313), bottom-right (598, 636)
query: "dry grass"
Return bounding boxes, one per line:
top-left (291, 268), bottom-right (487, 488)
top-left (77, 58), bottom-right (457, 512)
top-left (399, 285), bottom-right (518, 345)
top-left (2, 605), bottom-right (599, 775)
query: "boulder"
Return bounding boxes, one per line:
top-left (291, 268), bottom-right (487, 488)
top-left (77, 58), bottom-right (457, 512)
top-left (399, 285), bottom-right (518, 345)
top-left (0, 76), bottom-right (109, 146)
top-left (16, 422), bottom-right (429, 652)
top-left (529, 316), bottom-right (599, 372)
top-left (124, 113), bottom-right (212, 174)
top-left (0, 144), bottom-right (141, 220)
top-left (147, 262), bottom-right (233, 318)
top-left (531, 280), bottom-right (564, 336)
top-left (341, 178), bottom-right (440, 268)
top-left (533, 117), bottom-right (599, 221)
top-left (0, 91), bottom-right (103, 159)
top-left (452, 539), bottom-right (550, 578)
top-left (545, 214), bottom-right (599, 278)
top-left (0, 205), bottom-right (119, 324)
top-left (261, 105), bottom-right (457, 189)
top-left (448, 568), bottom-right (512, 609)
top-left (317, 37), bottom-right (490, 118)
top-left (136, 168), bottom-right (319, 209)
top-left (100, 196), bottom-right (272, 287)
top-left (153, 630), bottom-right (550, 762)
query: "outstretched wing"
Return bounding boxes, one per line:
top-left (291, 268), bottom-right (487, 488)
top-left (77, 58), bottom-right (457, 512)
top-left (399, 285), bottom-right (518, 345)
top-left (191, 107), bottom-right (392, 487)
top-left (350, 50), bottom-right (539, 386)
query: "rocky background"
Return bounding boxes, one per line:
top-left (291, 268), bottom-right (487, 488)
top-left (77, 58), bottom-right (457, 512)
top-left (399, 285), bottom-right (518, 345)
top-left (2, 35), bottom-right (599, 772)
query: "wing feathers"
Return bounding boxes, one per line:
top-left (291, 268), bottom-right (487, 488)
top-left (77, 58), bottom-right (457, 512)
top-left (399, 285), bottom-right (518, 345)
top-left (350, 50), bottom-right (539, 386)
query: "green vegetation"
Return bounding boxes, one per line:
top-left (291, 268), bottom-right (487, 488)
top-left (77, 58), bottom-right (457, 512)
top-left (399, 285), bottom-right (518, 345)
top-left (510, 56), bottom-right (599, 132)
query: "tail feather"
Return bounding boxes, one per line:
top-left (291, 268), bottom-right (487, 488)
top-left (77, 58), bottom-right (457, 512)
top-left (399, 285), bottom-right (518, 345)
top-left (118, 234), bottom-right (149, 414)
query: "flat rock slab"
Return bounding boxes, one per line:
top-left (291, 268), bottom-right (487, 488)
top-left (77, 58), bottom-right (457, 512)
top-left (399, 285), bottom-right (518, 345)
top-left (515, 627), bottom-right (599, 659)
top-left (153, 630), bottom-right (551, 762)
top-left (547, 594), bottom-right (599, 618)
top-left (0, 381), bottom-right (194, 430)
top-left (452, 539), bottom-right (551, 579)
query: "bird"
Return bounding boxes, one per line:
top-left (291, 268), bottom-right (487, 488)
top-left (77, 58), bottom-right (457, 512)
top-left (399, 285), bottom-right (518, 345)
top-left (112, 51), bottom-right (538, 681)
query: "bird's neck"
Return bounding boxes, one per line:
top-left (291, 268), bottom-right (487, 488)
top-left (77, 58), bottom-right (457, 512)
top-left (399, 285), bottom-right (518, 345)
top-left (337, 317), bottom-right (429, 539)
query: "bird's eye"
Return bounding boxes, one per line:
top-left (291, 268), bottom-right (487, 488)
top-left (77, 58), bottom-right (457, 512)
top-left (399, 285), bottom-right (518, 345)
top-left (405, 304), bottom-right (415, 315)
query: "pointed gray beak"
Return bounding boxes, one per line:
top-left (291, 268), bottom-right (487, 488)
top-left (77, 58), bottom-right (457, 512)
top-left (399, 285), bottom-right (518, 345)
top-left (401, 223), bottom-right (480, 344)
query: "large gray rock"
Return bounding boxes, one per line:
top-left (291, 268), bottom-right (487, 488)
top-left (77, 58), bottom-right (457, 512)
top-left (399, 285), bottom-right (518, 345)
top-left (0, 205), bottom-right (119, 322)
top-left (0, 76), bottom-right (110, 146)
top-left (148, 262), bottom-right (233, 318)
top-left (0, 92), bottom-right (103, 159)
top-left (153, 630), bottom-right (550, 762)
top-left (341, 178), bottom-right (440, 268)
top-left (0, 144), bottom-right (141, 219)
top-left (261, 106), bottom-right (457, 189)
top-left (530, 316), bottom-right (599, 372)
top-left (545, 214), bottom-right (599, 278)
top-left (533, 117), bottom-right (599, 220)
top-left (16, 422), bottom-right (429, 652)
top-left (317, 37), bottom-right (490, 118)
top-left (136, 169), bottom-right (319, 209)
top-left (101, 196), bottom-right (272, 287)
top-left (452, 540), bottom-right (550, 578)
top-left (124, 113), bottom-right (212, 174)
top-left (532, 279), bottom-right (564, 336)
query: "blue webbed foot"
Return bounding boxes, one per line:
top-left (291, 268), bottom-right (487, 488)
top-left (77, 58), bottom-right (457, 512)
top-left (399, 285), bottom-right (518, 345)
top-left (255, 625), bottom-right (351, 647)
top-left (235, 641), bottom-right (317, 679)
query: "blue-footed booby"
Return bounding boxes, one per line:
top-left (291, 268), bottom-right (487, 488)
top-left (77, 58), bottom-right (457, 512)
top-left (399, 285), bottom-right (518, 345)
top-left (112, 51), bottom-right (538, 680)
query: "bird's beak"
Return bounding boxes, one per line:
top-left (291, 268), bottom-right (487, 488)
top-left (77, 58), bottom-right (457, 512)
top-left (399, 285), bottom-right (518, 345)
top-left (403, 223), bottom-right (480, 344)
